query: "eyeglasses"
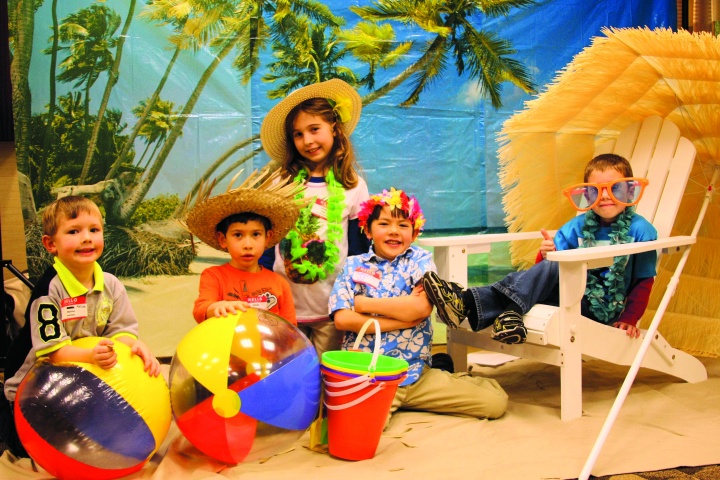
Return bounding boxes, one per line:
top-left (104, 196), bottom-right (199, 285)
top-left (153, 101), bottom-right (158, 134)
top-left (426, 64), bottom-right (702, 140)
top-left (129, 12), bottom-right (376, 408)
top-left (562, 177), bottom-right (649, 212)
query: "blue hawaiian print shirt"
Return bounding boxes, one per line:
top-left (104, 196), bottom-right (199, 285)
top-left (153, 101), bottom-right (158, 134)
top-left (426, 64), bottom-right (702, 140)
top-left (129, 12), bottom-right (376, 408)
top-left (329, 245), bottom-right (436, 386)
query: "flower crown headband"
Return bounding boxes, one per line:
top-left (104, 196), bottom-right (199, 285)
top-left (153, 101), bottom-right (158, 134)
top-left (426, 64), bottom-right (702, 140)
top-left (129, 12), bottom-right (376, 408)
top-left (358, 187), bottom-right (426, 234)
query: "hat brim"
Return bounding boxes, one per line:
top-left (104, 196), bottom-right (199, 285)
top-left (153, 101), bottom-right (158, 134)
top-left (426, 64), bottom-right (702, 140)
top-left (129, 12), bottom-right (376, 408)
top-left (185, 189), bottom-right (300, 251)
top-left (260, 79), bottom-right (362, 163)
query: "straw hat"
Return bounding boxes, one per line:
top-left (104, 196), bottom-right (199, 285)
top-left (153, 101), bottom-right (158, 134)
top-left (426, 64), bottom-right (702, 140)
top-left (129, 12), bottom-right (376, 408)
top-left (184, 168), bottom-right (307, 251)
top-left (260, 79), bottom-right (362, 163)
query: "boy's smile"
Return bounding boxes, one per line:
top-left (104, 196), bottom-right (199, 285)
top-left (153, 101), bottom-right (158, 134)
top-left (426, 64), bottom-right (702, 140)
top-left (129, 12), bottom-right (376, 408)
top-left (217, 220), bottom-right (272, 272)
top-left (367, 206), bottom-right (418, 261)
top-left (42, 211), bottom-right (104, 275)
top-left (587, 169), bottom-right (628, 224)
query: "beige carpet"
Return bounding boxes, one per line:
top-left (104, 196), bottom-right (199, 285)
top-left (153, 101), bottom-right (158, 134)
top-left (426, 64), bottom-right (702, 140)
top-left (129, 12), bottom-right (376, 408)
top-left (3, 355), bottom-right (720, 480)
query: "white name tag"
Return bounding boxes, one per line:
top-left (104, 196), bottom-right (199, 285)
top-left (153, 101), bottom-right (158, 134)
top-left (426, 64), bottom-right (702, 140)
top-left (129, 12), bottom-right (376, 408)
top-left (61, 296), bottom-right (87, 321)
top-left (352, 267), bottom-right (381, 289)
top-left (247, 296), bottom-right (268, 310)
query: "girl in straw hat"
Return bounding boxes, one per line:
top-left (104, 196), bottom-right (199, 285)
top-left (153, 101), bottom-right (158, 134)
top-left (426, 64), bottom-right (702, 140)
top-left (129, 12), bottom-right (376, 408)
top-left (260, 79), bottom-right (370, 359)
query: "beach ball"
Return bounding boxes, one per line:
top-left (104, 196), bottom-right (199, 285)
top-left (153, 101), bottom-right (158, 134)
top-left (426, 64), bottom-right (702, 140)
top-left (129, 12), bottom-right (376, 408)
top-left (169, 308), bottom-right (320, 464)
top-left (14, 336), bottom-right (172, 480)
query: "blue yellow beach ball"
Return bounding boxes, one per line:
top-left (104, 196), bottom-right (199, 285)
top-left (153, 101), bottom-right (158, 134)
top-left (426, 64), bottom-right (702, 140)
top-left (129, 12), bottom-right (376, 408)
top-left (14, 336), bottom-right (172, 480)
top-left (169, 308), bottom-right (321, 464)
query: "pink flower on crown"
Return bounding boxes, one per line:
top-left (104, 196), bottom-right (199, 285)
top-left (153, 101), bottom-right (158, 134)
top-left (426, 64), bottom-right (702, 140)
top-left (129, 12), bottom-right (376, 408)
top-left (358, 187), bottom-right (426, 234)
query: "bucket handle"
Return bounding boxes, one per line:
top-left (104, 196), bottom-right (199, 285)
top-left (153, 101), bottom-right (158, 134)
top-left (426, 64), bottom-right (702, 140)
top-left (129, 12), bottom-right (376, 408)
top-left (322, 373), bottom-right (376, 389)
top-left (351, 319), bottom-right (381, 374)
top-left (323, 377), bottom-right (376, 397)
top-left (324, 382), bottom-right (387, 411)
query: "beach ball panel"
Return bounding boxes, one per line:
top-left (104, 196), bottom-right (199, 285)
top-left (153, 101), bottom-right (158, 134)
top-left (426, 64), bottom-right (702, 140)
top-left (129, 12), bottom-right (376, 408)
top-left (176, 393), bottom-right (257, 464)
top-left (176, 315), bottom-right (237, 394)
top-left (14, 404), bottom-right (143, 480)
top-left (65, 337), bottom-right (172, 448)
top-left (17, 362), bottom-right (156, 465)
top-left (238, 346), bottom-right (320, 430)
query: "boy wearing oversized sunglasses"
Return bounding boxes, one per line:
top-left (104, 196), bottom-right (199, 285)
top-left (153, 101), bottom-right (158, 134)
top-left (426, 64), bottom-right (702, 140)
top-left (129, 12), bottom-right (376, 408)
top-left (423, 154), bottom-right (656, 343)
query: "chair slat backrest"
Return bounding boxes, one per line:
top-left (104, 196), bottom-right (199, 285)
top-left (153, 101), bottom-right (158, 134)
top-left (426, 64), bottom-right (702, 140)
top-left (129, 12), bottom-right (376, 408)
top-left (594, 116), bottom-right (696, 239)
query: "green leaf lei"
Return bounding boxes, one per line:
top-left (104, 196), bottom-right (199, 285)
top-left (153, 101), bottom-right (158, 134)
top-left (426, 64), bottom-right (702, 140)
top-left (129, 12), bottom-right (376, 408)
top-left (285, 169), bottom-right (345, 282)
top-left (581, 208), bottom-right (634, 324)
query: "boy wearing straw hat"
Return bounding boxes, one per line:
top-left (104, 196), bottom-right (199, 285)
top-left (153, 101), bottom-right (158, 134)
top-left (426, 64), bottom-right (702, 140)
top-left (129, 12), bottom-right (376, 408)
top-left (186, 169), bottom-right (306, 325)
top-left (329, 188), bottom-right (508, 424)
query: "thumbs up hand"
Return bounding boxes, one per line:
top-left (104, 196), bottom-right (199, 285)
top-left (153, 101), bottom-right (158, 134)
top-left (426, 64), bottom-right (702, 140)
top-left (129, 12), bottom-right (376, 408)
top-left (539, 229), bottom-right (556, 260)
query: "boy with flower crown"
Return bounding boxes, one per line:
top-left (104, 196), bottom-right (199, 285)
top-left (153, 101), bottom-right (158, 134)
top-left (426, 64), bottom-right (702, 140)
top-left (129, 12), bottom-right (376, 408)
top-left (423, 154), bottom-right (657, 344)
top-left (329, 188), bottom-right (508, 425)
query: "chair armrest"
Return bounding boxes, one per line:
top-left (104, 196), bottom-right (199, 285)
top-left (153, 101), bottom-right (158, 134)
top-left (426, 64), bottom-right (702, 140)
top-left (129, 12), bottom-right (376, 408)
top-left (418, 231), bottom-right (555, 254)
top-left (546, 236), bottom-right (695, 269)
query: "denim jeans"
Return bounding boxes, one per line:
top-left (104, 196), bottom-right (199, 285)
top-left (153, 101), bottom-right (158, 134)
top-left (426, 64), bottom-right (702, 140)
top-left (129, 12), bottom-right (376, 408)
top-left (467, 260), bottom-right (596, 331)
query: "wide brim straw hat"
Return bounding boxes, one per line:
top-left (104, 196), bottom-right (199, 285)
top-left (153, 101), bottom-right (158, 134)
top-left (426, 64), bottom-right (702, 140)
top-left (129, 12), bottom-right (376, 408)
top-left (260, 79), bottom-right (362, 163)
top-left (184, 168), bottom-right (307, 251)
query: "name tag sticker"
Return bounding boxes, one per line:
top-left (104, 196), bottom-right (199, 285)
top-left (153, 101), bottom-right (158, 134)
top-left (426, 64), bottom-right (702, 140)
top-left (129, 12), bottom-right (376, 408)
top-left (352, 267), bottom-right (381, 289)
top-left (311, 197), bottom-right (328, 220)
top-left (247, 296), bottom-right (268, 310)
top-left (61, 296), bottom-right (88, 321)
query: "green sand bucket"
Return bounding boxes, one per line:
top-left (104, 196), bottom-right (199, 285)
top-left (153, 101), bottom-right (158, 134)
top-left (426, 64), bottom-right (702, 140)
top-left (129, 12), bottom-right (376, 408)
top-left (321, 320), bottom-right (409, 377)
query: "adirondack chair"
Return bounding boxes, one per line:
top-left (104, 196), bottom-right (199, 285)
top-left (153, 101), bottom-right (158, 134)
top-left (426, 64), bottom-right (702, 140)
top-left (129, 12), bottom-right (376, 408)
top-left (418, 116), bottom-right (708, 421)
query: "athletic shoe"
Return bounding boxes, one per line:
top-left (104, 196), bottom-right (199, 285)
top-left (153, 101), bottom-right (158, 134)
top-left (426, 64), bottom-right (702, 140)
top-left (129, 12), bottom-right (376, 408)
top-left (422, 271), bottom-right (466, 329)
top-left (490, 310), bottom-right (527, 344)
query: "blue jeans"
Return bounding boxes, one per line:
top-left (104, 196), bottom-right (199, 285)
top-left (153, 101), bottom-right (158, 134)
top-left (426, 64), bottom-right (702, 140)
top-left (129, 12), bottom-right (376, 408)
top-left (467, 260), bottom-right (596, 331)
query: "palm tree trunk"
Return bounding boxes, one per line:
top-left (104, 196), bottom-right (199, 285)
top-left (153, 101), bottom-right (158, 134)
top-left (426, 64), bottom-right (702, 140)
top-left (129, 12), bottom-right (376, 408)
top-left (79, 0), bottom-right (136, 185)
top-left (37, 0), bottom-right (59, 204)
top-left (106, 44), bottom-right (181, 180)
top-left (9, 0), bottom-right (35, 175)
top-left (116, 33), bottom-right (243, 224)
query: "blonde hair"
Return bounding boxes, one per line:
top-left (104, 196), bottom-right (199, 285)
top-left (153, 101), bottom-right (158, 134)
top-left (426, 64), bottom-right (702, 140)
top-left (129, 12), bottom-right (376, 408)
top-left (584, 153), bottom-right (634, 181)
top-left (42, 196), bottom-right (103, 237)
top-left (282, 98), bottom-right (360, 189)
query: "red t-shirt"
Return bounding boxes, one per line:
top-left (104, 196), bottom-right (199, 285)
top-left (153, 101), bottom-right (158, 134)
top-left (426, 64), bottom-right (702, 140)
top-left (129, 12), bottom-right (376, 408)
top-left (193, 263), bottom-right (296, 325)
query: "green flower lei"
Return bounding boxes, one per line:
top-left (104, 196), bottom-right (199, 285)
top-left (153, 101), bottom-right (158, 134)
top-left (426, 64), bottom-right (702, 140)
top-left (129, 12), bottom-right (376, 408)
top-left (581, 208), bottom-right (634, 324)
top-left (285, 169), bottom-right (345, 282)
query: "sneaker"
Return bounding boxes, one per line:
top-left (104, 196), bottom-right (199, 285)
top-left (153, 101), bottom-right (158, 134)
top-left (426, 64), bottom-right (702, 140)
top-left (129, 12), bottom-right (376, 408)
top-left (430, 352), bottom-right (455, 373)
top-left (422, 271), bottom-right (466, 329)
top-left (491, 310), bottom-right (527, 344)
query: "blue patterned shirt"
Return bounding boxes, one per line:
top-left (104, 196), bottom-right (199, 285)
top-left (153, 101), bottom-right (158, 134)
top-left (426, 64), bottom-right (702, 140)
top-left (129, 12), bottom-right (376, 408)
top-left (329, 245), bottom-right (436, 386)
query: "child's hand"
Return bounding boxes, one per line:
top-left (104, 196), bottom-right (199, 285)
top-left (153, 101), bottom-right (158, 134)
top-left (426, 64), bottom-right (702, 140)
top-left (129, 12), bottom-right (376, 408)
top-left (209, 301), bottom-right (249, 318)
top-left (93, 339), bottom-right (118, 369)
top-left (613, 321), bottom-right (641, 338)
top-left (130, 339), bottom-right (162, 377)
top-left (539, 229), bottom-right (556, 259)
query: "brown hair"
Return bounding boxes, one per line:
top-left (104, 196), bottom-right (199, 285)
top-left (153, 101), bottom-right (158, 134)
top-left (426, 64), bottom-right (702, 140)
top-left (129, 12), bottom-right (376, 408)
top-left (584, 153), bottom-right (634, 182)
top-left (282, 98), bottom-right (360, 189)
top-left (42, 196), bottom-right (103, 237)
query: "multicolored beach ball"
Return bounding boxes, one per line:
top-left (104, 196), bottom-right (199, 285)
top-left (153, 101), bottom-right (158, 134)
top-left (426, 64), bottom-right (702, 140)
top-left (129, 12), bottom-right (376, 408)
top-left (169, 308), bottom-right (320, 464)
top-left (14, 336), bottom-right (172, 480)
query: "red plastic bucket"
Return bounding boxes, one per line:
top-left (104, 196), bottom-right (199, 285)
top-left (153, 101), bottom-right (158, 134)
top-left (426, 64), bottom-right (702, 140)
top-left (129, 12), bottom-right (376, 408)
top-left (321, 319), bottom-right (408, 461)
top-left (323, 368), bottom-right (405, 460)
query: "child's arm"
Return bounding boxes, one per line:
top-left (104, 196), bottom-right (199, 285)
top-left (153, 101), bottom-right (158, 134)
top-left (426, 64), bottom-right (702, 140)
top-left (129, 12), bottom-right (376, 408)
top-left (334, 308), bottom-right (425, 333)
top-left (116, 336), bottom-right (162, 377)
top-left (612, 276), bottom-right (654, 338)
top-left (205, 300), bottom-right (249, 319)
top-left (48, 339), bottom-right (118, 369)
top-left (353, 284), bottom-right (432, 322)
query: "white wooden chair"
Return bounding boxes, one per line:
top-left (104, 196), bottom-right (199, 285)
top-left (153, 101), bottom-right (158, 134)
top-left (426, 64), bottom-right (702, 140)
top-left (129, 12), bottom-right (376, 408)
top-left (418, 116), bottom-right (708, 421)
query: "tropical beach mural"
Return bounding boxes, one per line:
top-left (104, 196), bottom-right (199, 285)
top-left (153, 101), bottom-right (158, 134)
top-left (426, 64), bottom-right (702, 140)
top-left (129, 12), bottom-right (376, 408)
top-left (7, 0), bottom-right (675, 282)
